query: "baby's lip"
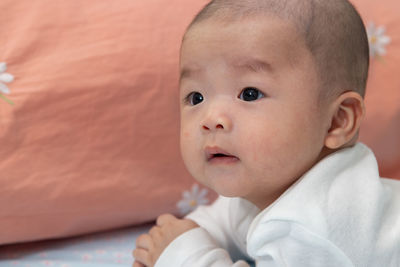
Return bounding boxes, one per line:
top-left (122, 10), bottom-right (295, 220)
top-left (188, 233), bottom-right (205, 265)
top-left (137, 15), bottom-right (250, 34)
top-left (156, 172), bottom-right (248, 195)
top-left (204, 146), bottom-right (239, 161)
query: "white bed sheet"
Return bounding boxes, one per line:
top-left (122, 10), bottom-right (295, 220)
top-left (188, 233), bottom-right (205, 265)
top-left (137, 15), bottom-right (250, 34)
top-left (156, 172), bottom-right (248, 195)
top-left (0, 223), bottom-right (152, 267)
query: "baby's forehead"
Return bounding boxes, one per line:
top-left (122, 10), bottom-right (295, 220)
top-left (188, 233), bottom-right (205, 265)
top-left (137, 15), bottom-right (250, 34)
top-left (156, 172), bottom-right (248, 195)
top-left (180, 17), bottom-right (320, 85)
top-left (183, 5), bottom-right (317, 65)
top-left (182, 16), bottom-right (310, 70)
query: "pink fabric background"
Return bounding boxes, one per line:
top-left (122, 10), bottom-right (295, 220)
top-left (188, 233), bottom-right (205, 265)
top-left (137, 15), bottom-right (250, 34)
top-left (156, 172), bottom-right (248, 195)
top-left (353, 0), bottom-right (400, 180)
top-left (0, 0), bottom-right (398, 245)
top-left (0, 0), bottom-right (209, 245)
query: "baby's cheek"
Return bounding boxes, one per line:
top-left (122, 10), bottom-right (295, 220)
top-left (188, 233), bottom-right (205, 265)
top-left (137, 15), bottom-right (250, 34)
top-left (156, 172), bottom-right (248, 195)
top-left (247, 137), bottom-right (282, 171)
top-left (180, 132), bottom-right (197, 162)
top-left (245, 131), bottom-right (274, 162)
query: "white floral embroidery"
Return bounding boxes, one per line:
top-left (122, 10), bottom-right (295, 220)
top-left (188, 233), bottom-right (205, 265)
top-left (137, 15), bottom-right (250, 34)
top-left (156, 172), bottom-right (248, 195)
top-left (0, 62), bottom-right (14, 94)
top-left (0, 62), bottom-right (14, 105)
top-left (366, 22), bottom-right (391, 58)
top-left (177, 184), bottom-right (209, 215)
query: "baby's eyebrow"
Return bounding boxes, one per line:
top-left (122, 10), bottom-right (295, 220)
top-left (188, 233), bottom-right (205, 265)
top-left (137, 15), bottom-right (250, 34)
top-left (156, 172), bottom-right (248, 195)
top-left (179, 58), bottom-right (273, 81)
top-left (180, 65), bottom-right (200, 81)
top-left (232, 58), bottom-right (273, 73)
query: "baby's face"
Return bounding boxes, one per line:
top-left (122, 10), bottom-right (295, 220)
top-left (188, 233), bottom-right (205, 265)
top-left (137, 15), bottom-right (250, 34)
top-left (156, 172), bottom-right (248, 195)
top-left (179, 16), bottom-right (331, 209)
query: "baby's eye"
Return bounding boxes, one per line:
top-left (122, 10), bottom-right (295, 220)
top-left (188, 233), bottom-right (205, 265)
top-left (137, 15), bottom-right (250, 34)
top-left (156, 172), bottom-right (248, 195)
top-left (185, 92), bottom-right (204, 106)
top-left (238, 87), bottom-right (265, 101)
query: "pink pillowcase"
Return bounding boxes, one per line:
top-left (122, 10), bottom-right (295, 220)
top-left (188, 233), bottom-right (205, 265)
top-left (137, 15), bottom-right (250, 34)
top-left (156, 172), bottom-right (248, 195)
top-left (0, 0), bottom-right (211, 245)
top-left (0, 0), bottom-right (398, 245)
top-left (352, 0), bottom-right (400, 180)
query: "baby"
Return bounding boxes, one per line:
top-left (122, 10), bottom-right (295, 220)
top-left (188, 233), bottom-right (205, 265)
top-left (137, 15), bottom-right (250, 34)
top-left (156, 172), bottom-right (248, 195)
top-left (133, 0), bottom-right (400, 266)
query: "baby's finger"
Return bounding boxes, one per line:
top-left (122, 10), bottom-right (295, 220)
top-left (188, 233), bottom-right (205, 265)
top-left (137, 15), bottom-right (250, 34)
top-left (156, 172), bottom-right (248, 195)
top-left (132, 260), bottom-right (145, 267)
top-left (156, 213), bottom-right (177, 226)
top-left (133, 248), bottom-right (152, 267)
top-left (135, 234), bottom-right (153, 250)
top-left (149, 226), bottom-right (161, 238)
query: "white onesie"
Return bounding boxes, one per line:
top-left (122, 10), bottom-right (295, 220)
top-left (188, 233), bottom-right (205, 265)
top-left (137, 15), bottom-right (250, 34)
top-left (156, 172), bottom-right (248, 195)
top-left (156, 143), bottom-right (400, 267)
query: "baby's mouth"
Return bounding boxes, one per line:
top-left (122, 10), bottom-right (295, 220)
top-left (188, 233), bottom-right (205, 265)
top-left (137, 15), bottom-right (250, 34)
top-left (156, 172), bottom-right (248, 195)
top-left (205, 146), bottom-right (239, 163)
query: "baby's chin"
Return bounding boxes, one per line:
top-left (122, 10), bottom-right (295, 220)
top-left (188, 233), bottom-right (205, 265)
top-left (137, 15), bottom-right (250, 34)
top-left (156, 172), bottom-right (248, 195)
top-left (206, 177), bottom-right (251, 198)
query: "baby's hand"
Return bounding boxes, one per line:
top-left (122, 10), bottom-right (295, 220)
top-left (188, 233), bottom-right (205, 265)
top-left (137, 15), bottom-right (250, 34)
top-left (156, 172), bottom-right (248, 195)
top-left (132, 214), bottom-right (199, 267)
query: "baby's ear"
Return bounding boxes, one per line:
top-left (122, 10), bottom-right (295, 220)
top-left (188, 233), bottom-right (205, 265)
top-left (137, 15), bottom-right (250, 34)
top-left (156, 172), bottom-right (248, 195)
top-left (324, 91), bottom-right (366, 149)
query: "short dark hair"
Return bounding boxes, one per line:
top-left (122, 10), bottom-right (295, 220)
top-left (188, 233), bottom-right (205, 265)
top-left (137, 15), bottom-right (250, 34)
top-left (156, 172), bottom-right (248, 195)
top-left (184, 0), bottom-right (370, 99)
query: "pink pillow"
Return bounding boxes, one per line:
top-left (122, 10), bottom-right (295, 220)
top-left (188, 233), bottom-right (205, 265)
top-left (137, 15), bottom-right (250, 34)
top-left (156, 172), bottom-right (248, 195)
top-left (0, 0), bottom-right (211, 245)
top-left (352, 0), bottom-right (400, 180)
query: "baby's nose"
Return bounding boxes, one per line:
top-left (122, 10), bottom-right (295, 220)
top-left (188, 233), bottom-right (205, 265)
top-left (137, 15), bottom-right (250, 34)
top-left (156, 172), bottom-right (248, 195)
top-left (201, 113), bottom-right (232, 132)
